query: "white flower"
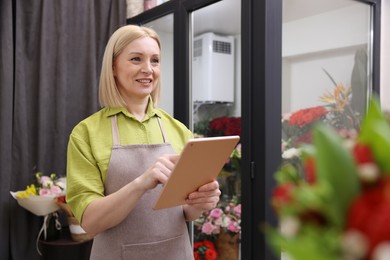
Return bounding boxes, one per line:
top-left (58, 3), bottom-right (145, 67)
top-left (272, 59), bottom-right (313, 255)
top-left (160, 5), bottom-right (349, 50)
top-left (341, 230), bottom-right (368, 259)
top-left (372, 242), bottom-right (390, 260)
top-left (343, 139), bottom-right (356, 151)
top-left (280, 216), bottom-right (300, 238)
top-left (55, 177), bottom-right (67, 190)
top-left (282, 113), bottom-right (292, 121)
top-left (282, 148), bottom-right (301, 159)
top-left (357, 163), bottom-right (380, 182)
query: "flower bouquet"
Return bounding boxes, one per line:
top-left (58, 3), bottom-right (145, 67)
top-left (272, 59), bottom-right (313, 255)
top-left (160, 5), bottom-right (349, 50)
top-left (11, 172), bottom-right (66, 254)
top-left (266, 97), bottom-right (390, 260)
top-left (10, 172), bottom-right (66, 216)
top-left (194, 197), bottom-right (241, 259)
top-left (282, 84), bottom-right (360, 155)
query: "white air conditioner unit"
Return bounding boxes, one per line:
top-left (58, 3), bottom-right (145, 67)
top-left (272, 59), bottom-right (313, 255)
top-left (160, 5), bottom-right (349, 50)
top-left (192, 32), bottom-right (235, 103)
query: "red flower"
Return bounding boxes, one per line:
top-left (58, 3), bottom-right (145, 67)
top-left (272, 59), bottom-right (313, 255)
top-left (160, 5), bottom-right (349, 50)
top-left (193, 240), bottom-right (218, 260)
top-left (288, 106), bottom-right (328, 127)
top-left (203, 240), bottom-right (216, 250)
top-left (272, 183), bottom-right (295, 211)
top-left (56, 195), bottom-right (66, 204)
top-left (346, 177), bottom-right (390, 255)
top-left (194, 251), bottom-right (201, 260)
top-left (209, 117), bottom-right (241, 136)
top-left (353, 143), bottom-right (375, 165)
top-left (193, 241), bottom-right (203, 250)
top-left (304, 157), bottom-right (316, 184)
top-left (296, 131), bottom-right (313, 145)
top-left (204, 249), bottom-right (218, 260)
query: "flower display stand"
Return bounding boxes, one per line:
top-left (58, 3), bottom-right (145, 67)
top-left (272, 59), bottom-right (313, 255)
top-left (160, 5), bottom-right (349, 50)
top-left (39, 226), bottom-right (92, 260)
top-left (215, 230), bottom-right (240, 260)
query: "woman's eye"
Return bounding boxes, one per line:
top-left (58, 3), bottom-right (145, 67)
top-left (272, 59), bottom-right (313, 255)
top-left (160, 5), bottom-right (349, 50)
top-left (130, 57), bottom-right (141, 62)
top-left (151, 58), bottom-right (160, 65)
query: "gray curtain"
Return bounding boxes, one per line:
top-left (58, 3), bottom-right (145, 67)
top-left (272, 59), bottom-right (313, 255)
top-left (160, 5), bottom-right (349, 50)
top-left (0, 1), bottom-right (126, 259)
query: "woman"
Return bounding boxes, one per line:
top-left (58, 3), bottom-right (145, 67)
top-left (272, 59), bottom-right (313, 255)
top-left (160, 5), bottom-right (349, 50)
top-left (66, 25), bottom-right (221, 259)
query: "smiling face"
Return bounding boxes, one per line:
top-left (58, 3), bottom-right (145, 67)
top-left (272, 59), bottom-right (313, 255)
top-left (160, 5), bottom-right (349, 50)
top-left (113, 36), bottom-right (161, 104)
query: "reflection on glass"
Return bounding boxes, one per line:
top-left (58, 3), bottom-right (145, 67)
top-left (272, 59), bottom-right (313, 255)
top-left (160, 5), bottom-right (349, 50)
top-left (190, 0), bottom-right (241, 259)
top-left (144, 14), bottom-right (174, 115)
top-left (281, 0), bottom-right (372, 155)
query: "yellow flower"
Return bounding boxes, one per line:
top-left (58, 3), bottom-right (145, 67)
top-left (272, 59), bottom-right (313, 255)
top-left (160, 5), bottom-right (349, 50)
top-left (319, 84), bottom-right (351, 112)
top-left (16, 184), bottom-right (37, 199)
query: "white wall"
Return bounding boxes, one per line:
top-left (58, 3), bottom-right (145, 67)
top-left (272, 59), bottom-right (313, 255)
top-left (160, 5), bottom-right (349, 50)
top-left (381, 0), bottom-right (390, 111)
top-left (158, 30), bottom-right (174, 115)
top-left (283, 4), bottom-right (369, 57)
top-left (282, 4), bottom-right (370, 113)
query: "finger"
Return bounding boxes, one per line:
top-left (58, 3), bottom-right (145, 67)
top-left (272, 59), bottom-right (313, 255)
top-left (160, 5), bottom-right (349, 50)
top-left (166, 154), bottom-right (180, 164)
top-left (197, 180), bottom-right (219, 192)
top-left (158, 154), bottom-right (179, 171)
top-left (188, 189), bottom-right (221, 200)
top-left (186, 196), bottom-right (220, 208)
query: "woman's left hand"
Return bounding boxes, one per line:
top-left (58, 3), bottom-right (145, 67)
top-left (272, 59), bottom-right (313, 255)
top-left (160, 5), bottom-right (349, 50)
top-left (185, 180), bottom-right (221, 211)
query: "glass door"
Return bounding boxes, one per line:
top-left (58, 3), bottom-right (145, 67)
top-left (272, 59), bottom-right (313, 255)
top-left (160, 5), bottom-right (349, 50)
top-left (277, 0), bottom-right (376, 259)
top-left (189, 0), bottom-right (242, 259)
top-left (281, 0), bottom-right (373, 155)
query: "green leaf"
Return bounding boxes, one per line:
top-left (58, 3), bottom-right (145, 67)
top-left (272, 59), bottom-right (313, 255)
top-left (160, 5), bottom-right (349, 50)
top-left (360, 97), bottom-right (386, 130)
top-left (274, 163), bottom-right (301, 184)
top-left (313, 124), bottom-right (360, 228)
top-left (359, 97), bottom-right (390, 173)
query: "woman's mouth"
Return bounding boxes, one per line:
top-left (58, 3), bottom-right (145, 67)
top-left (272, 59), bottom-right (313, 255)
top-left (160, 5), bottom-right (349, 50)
top-left (136, 79), bottom-right (152, 84)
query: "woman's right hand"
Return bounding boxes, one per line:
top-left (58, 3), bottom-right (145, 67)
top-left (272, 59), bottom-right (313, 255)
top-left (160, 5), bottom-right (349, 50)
top-left (81, 154), bottom-right (179, 235)
top-left (136, 154), bottom-right (179, 191)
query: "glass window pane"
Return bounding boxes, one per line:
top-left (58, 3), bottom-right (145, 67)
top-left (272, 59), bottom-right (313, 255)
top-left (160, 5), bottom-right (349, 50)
top-left (190, 0), bottom-right (242, 259)
top-left (282, 0), bottom-right (372, 153)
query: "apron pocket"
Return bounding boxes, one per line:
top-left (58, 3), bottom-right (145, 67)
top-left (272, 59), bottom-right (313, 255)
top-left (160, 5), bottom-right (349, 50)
top-left (121, 234), bottom-right (190, 260)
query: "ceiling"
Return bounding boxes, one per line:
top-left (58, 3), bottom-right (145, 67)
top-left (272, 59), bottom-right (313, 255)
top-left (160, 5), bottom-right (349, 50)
top-left (148, 0), bottom-right (359, 36)
top-left (193, 0), bottom-right (241, 36)
top-left (283, 0), bottom-right (357, 22)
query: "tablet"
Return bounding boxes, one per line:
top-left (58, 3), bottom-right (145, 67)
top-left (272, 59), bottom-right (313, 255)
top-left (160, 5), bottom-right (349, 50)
top-left (153, 135), bottom-right (240, 210)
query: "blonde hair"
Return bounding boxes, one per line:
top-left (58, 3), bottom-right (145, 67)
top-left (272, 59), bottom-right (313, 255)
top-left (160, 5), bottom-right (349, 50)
top-left (99, 25), bottom-right (161, 108)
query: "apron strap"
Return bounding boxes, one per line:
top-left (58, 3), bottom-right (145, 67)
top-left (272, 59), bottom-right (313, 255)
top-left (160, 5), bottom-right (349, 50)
top-left (111, 116), bottom-right (120, 146)
top-left (156, 117), bottom-right (169, 144)
top-left (110, 115), bottom-right (169, 145)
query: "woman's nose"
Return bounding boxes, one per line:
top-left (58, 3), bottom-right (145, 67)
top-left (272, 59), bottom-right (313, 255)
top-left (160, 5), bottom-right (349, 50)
top-left (141, 62), bottom-right (152, 74)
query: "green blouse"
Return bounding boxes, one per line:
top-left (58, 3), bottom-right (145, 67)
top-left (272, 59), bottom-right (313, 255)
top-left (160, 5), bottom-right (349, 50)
top-left (66, 100), bottom-right (193, 222)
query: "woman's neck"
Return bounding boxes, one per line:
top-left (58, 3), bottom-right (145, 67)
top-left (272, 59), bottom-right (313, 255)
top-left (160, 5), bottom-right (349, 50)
top-left (125, 96), bottom-right (149, 122)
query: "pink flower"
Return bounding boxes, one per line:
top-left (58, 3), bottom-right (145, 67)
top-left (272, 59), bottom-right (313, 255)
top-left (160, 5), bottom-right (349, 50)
top-left (234, 204), bottom-right (241, 218)
top-left (195, 198), bottom-right (241, 237)
top-left (201, 222), bottom-right (218, 235)
top-left (209, 208), bottom-right (223, 219)
top-left (227, 221), bottom-right (240, 233)
top-left (39, 188), bottom-right (51, 196)
top-left (282, 113), bottom-right (292, 121)
top-left (50, 185), bottom-right (62, 195)
top-left (40, 176), bottom-right (54, 188)
top-left (214, 217), bottom-right (222, 226)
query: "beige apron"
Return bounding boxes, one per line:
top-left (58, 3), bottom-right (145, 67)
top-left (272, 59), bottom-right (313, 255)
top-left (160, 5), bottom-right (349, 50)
top-left (89, 115), bottom-right (193, 260)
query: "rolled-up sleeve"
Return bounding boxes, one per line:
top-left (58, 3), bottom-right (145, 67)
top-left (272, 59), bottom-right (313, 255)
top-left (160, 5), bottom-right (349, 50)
top-left (66, 130), bottom-right (105, 224)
